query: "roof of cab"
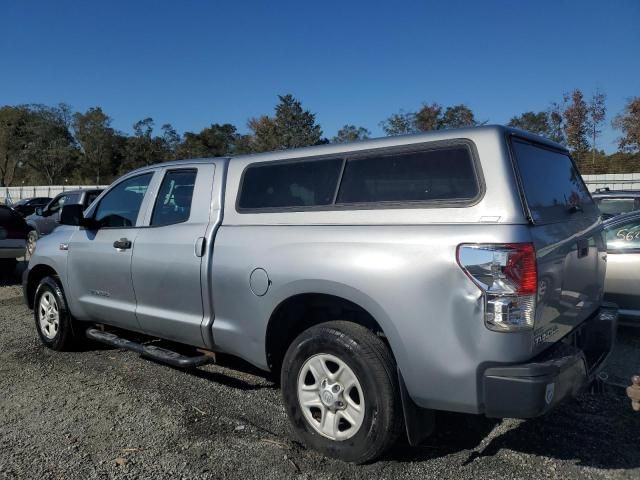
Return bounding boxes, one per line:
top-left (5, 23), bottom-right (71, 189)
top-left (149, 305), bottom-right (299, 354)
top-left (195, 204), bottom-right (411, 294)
top-left (127, 124), bottom-right (566, 175)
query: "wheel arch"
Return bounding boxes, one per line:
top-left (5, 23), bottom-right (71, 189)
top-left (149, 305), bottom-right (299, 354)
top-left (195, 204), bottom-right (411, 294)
top-left (264, 287), bottom-right (404, 379)
top-left (26, 264), bottom-right (59, 309)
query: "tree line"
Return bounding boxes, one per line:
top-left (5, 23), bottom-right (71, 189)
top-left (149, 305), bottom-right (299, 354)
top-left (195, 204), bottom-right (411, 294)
top-left (1, 90), bottom-right (639, 187)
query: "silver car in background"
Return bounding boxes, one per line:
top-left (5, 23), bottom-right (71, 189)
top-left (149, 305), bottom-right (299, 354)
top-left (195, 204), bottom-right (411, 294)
top-left (603, 210), bottom-right (640, 324)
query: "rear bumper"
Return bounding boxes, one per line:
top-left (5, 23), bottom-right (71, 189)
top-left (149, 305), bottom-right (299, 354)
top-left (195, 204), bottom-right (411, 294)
top-left (482, 303), bottom-right (617, 418)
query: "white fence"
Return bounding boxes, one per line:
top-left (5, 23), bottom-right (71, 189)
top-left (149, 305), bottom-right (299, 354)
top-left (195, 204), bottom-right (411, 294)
top-left (1, 185), bottom-right (108, 204)
top-left (582, 173), bottom-right (640, 192)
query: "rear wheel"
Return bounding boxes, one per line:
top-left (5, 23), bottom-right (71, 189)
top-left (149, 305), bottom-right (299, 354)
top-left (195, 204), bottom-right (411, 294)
top-left (34, 276), bottom-right (78, 351)
top-left (281, 321), bottom-right (402, 463)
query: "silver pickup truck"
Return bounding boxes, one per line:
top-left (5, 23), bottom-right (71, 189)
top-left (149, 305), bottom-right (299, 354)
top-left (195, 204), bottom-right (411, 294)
top-left (23, 125), bottom-right (617, 463)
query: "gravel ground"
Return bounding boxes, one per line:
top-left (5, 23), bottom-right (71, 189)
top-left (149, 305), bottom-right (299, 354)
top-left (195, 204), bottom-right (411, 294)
top-left (1, 261), bottom-right (639, 479)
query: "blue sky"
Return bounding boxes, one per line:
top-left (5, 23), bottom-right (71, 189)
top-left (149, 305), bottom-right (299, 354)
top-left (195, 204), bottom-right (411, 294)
top-left (1, 0), bottom-right (638, 152)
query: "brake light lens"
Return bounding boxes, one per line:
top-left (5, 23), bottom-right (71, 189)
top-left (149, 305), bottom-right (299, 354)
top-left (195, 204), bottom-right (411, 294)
top-left (457, 243), bottom-right (537, 332)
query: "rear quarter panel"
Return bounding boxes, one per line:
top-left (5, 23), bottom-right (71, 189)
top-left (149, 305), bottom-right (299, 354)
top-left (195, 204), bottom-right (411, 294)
top-left (211, 224), bottom-right (537, 413)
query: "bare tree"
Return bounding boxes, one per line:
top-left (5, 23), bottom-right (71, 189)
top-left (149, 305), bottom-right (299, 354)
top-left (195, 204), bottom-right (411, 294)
top-left (613, 97), bottom-right (640, 153)
top-left (563, 89), bottom-right (590, 159)
top-left (588, 89), bottom-right (607, 166)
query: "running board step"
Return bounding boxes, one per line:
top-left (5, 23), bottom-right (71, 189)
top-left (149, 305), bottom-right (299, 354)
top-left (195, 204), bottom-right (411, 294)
top-left (86, 328), bottom-right (213, 368)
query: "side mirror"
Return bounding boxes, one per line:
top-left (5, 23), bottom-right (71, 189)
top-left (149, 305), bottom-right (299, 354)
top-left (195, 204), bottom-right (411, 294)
top-left (60, 204), bottom-right (93, 228)
top-left (35, 207), bottom-right (43, 216)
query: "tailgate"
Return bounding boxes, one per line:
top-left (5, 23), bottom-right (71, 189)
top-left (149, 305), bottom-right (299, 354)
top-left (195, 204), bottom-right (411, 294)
top-left (510, 138), bottom-right (606, 353)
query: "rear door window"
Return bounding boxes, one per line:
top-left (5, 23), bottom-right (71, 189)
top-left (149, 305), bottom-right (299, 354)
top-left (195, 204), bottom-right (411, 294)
top-left (151, 170), bottom-right (197, 226)
top-left (511, 139), bottom-right (598, 224)
top-left (337, 146), bottom-right (478, 204)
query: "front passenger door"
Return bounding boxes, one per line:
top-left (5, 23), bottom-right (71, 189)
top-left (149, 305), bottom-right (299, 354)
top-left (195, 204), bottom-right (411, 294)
top-left (67, 173), bottom-right (155, 329)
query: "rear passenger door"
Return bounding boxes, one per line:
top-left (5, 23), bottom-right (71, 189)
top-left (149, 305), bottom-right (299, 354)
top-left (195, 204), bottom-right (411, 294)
top-left (131, 165), bottom-right (215, 347)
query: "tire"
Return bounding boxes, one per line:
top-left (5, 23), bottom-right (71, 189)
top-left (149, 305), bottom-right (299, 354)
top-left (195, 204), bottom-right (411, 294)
top-left (34, 275), bottom-right (78, 351)
top-left (281, 321), bottom-right (402, 463)
top-left (27, 230), bottom-right (38, 256)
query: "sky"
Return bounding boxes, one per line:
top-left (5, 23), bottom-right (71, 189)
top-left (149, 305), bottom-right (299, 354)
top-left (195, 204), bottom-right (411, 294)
top-left (1, 0), bottom-right (639, 152)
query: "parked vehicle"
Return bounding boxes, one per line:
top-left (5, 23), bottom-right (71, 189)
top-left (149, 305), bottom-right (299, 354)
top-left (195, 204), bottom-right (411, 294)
top-left (25, 189), bottom-right (102, 255)
top-left (592, 188), bottom-right (640, 219)
top-left (11, 197), bottom-right (52, 218)
top-left (0, 205), bottom-right (29, 262)
top-left (603, 210), bottom-right (640, 324)
top-left (23, 126), bottom-right (617, 463)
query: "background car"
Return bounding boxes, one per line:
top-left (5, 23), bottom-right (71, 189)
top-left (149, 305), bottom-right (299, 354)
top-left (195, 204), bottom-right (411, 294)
top-left (592, 188), bottom-right (640, 219)
top-left (10, 197), bottom-right (52, 217)
top-left (603, 210), bottom-right (640, 325)
top-left (26, 189), bottom-right (102, 255)
top-left (0, 204), bottom-right (29, 265)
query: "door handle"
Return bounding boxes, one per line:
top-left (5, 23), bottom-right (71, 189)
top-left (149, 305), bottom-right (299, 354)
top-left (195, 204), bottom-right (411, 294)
top-left (113, 238), bottom-right (132, 250)
top-left (195, 237), bottom-right (206, 257)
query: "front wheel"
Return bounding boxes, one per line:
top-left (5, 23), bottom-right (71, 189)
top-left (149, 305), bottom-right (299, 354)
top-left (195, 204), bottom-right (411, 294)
top-left (34, 276), bottom-right (78, 351)
top-left (281, 321), bottom-right (402, 463)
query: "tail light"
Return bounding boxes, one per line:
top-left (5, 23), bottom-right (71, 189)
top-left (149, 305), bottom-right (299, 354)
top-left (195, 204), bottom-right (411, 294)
top-left (457, 243), bottom-right (537, 332)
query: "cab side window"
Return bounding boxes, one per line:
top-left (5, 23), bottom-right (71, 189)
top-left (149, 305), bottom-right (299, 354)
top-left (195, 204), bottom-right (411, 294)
top-left (606, 218), bottom-right (640, 252)
top-left (94, 173), bottom-right (153, 228)
top-left (150, 170), bottom-right (197, 226)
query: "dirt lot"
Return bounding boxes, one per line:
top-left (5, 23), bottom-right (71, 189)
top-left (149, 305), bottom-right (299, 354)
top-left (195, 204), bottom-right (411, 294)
top-left (1, 261), bottom-right (639, 480)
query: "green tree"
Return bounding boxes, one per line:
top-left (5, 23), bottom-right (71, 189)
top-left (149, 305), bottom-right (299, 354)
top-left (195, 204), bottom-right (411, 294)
top-left (563, 89), bottom-right (590, 157)
top-left (244, 95), bottom-right (323, 152)
top-left (0, 106), bottom-right (30, 187)
top-left (273, 94), bottom-right (322, 149)
top-left (613, 97), bottom-right (640, 153)
top-left (332, 125), bottom-right (370, 143)
top-left (547, 102), bottom-right (565, 144)
top-left (415, 103), bottom-right (443, 131)
top-left (440, 104), bottom-right (479, 129)
top-left (161, 123), bottom-right (181, 157)
top-left (588, 89), bottom-right (607, 165)
top-left (380, 111), bottom-right (416, 136)
top-left (381, 103), bottom-right (479, 135)
top-left (177, 123), bottom-right (238, 158)
top-left (73, 107), bottom-right (118, 184)
top-left (21, 104), bottom-right (79, 185)
top-left (245, 115), bottom-right (280, 152)
top-left (508, 111), bottom-right (551, 136)
top-left (125, 118), bottom-right (162, 170)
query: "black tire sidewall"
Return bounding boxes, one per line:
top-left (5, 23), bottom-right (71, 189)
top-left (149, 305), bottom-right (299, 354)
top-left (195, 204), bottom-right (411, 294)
top-left (281, 324), bottom-right (397, 463)
top-left (34, 276), bottom-right (73, 350)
